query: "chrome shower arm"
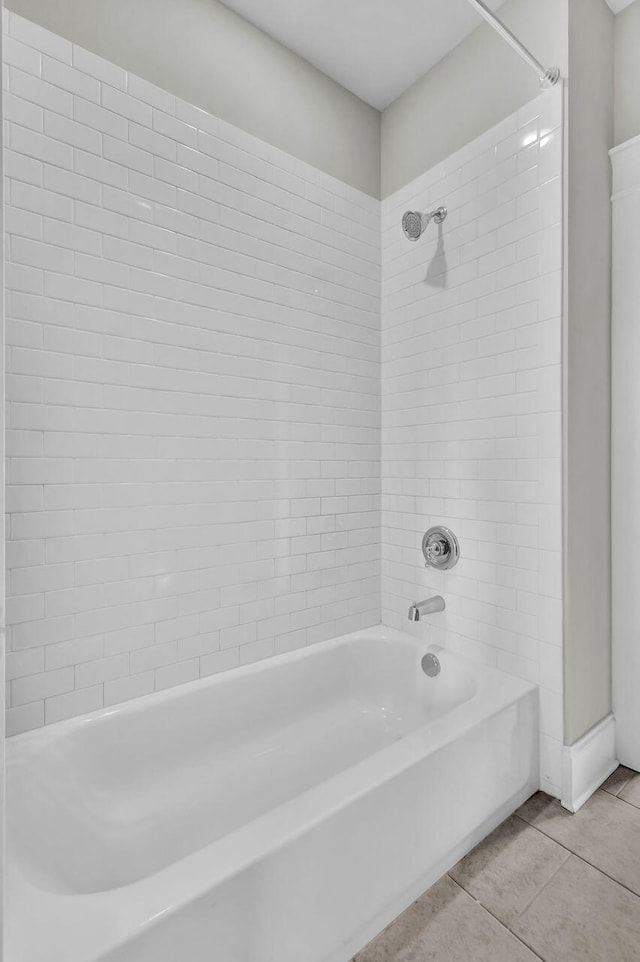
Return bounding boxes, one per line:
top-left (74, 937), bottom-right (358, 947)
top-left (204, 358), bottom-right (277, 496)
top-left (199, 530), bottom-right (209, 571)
top-left (465, 0), bottom-right (560, 89)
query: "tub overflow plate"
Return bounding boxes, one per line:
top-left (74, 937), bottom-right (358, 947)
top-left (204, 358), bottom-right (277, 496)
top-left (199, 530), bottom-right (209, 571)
top-left (421, 652), bottom-right (441, 677)
top-left (422, 526), bottom-right (460, 570)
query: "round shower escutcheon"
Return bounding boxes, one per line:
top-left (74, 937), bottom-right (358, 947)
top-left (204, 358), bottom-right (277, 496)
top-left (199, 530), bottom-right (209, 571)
top-left (421, 526), bottom-right (460, 570)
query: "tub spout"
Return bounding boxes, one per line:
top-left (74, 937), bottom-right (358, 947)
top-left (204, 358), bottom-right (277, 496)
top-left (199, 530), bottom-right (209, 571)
top-left (407, 596), bottom-right (445, 622)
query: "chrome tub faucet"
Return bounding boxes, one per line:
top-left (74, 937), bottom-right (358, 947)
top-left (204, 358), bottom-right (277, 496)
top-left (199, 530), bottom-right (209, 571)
top-left (407, 596), bottom-right (445, 622)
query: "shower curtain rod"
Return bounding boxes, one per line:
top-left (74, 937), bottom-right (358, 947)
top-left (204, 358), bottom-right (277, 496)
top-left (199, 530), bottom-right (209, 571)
top-left (465, 0), bottom-right (560, 88)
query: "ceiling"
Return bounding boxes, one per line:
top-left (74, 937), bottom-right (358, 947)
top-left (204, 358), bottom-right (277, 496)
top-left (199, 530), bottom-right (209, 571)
top-left (606, 0), bottom-right (635, 12)
top-left (220, 0), bottom-right (633, 111)
top-left (219, 0), bottom-right (508, 110)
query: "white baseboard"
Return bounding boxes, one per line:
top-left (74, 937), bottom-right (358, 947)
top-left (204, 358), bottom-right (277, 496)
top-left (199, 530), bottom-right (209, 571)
top-left (561, 714), bottom-right (618, 813)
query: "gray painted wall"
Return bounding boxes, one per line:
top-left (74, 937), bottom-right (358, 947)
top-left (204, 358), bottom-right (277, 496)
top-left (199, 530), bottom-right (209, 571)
top-left (564, 0), bottom-right (614, 746)
top-left (614, 0), bottom-right (640, 148)
top-left (380, 0), bottom-right (569, 198)
top-left (5, 0), bottom-right (381, 197)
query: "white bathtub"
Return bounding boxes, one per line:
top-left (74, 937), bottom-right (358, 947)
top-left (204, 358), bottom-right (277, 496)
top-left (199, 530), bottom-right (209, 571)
top-left (7, 625), bottom-right (538, 962)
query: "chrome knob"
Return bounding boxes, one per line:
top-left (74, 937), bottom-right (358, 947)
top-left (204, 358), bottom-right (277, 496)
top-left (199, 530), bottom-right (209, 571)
top-left (422, 526), bottom-right (460, 570)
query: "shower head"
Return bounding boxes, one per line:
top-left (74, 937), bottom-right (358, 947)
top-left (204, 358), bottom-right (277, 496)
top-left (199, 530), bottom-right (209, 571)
top-left (402, 206), bottom-right (447, 241)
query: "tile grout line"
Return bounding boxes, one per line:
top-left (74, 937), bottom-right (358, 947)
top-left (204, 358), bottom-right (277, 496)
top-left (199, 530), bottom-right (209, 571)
top-left (602, 777), bottom-right (634, 799)
top-left (515, 803), bottom-right (640, 903)
top-left (504, 847), bottom-right (572, 922)
top-left (446, 827), bottom-right (572, 953)
top-left (602, 778), bottom-right (640, 809)
top-left (446, 874), bottom-right (547, 961)
top-left (447, 817), bottom-right (571, 929)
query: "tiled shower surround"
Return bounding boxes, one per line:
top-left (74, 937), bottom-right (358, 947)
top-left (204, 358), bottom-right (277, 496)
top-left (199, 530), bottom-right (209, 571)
top-left (382, 92), bottom-right (564, 795)
top-left (3, 14), bottom-right (563, 794)
top-left (3, 13), bottom-right (381, 735)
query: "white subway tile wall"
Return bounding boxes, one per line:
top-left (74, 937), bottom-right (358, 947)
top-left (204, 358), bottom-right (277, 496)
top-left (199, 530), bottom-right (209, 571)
top-left (381, 89), bottom-right (564, 796)
top-left (3, 13), bottom-right (565, 797)
top-left (4, 13), bottom-right (382, 735)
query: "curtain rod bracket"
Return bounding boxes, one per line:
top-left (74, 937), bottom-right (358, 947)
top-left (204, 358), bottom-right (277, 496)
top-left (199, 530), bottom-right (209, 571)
top-left (540, 66), bottom-right (561, 89)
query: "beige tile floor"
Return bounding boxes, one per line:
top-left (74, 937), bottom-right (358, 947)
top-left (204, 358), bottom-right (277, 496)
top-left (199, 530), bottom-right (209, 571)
top-left (353, 766), bottom-right (640, 962)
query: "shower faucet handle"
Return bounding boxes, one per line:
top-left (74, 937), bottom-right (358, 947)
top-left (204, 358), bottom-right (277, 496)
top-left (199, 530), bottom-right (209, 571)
top-left (425, 539), bottom-right (445, 562)
top-left (422, 526), bottom-right (460, 570)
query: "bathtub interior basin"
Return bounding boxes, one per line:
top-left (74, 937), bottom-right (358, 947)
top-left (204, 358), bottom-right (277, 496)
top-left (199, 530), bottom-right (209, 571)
top-left (9, 631), bottom-right (477, 894)
top-left (7, 626), bottom-right (538, 962)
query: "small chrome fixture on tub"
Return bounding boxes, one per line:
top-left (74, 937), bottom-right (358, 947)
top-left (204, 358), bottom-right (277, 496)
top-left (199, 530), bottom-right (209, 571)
top-left (408, 595), bottom-right (445, 622)
top-left (421, 652), bottom-right (441, 677)
top-left (422, 526), bottom-right (460, 570)
top-left (402, 207), bottom-right (447, 241)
